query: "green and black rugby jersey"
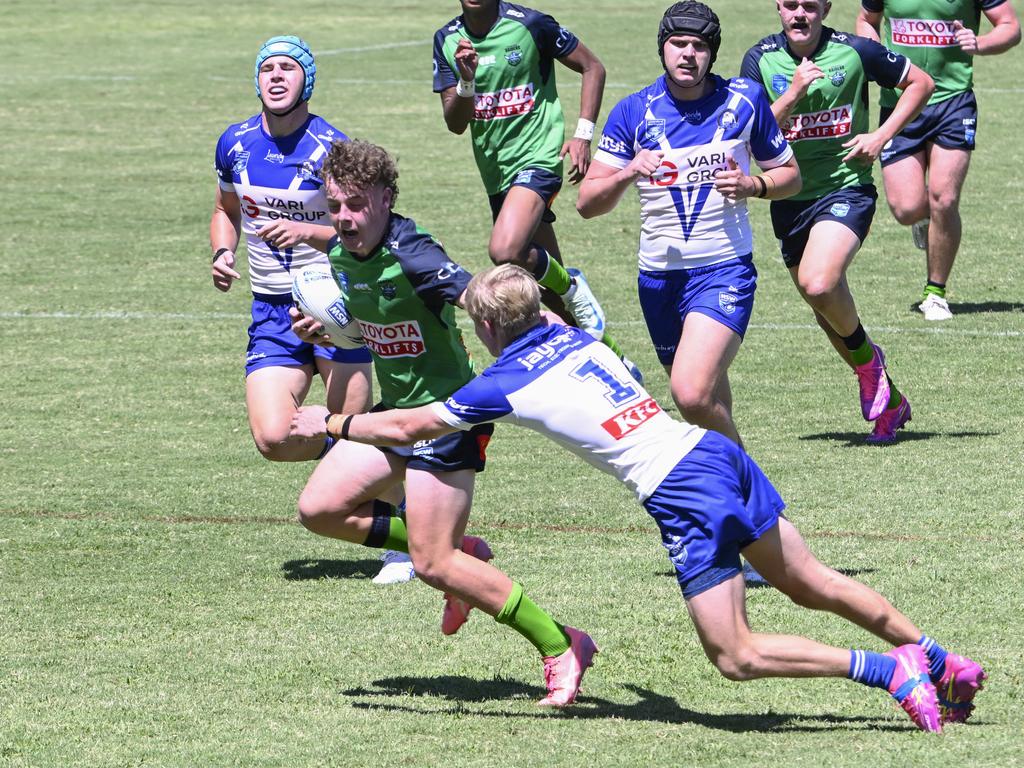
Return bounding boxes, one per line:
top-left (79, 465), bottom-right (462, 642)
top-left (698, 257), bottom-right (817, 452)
top-left (862, 0), bottom-right (1008, 106)
top-left (741, 28), bottom-right (909, 199)
top-left (432, 2), bottom-right (579, 195)
top-left (326, 214), bottom-right (475, 409)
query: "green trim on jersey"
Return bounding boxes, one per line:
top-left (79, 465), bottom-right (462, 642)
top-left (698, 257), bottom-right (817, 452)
top-left (875, 0), bottom-right (986, 106)
top-left (327, 216), bottom-right (475, 409)
top-left (436, 18), bottom-right (565, 194)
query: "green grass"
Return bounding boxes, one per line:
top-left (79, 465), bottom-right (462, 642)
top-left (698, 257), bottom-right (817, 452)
top-left (2, 1), bottom-right (1023, 765)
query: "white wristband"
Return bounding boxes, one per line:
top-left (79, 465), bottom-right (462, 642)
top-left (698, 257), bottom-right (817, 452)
top-left (456, 79), bottom-right (475, 98)
top-left (573, 118), bottom-right (595, 141)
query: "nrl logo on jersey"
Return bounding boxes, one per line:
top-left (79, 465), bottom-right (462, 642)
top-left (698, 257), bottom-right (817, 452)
top-left (771, 74), bottom-right (788, 94)
top-left (643, 119), bottom-right (666, 142)
top-left (719, 290), bottom-right (738, 315)
top-left (231, 151), bottom-right (250, 174)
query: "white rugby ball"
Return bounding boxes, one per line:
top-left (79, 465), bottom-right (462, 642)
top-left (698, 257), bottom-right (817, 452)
top-left (291, 265), bottom-right (366, 349)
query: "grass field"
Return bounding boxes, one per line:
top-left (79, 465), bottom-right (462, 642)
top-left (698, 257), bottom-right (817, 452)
top-left (3, 1), bottom-right (1023, 765)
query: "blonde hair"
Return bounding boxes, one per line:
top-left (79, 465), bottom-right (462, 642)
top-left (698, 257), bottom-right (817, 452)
top-left (464, 265), bottom-right (542, 341)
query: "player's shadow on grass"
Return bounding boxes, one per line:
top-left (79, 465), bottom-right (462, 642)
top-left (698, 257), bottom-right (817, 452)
top-left (342, 678), bottom-right (910, 732)
top-left (799, 429), bottom-right (997, 446)
top-left (281, 558), bottom-right (381, 581)
top-left (908, 300), bottom-right (1024, 315)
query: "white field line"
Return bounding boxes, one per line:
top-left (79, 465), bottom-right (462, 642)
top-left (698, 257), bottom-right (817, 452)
top-left (2, 311), bottom-right (1020, 337)
top-left (316, 40), bottom-right (433, 55)
top-left (35, 69), bottom-right (1024, 94)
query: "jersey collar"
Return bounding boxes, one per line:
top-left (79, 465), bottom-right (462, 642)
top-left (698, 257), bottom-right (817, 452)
top-left (782, 25), bottom-right (833, 63)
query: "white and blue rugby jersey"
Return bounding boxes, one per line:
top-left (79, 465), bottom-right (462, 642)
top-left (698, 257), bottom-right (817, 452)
top-left (432, 324), bottom-right (706, 501)
top-left (214, 114), bottom-right (347, 295)
top-left (593, 75), bottom-right (793, 271)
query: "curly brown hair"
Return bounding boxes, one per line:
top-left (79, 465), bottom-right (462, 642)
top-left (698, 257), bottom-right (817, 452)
top-left (322, 139), bottom-right (399, 208)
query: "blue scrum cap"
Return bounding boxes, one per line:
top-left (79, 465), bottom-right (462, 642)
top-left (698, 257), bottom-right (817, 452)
top-left (254, 35), bottom-right (316, 102)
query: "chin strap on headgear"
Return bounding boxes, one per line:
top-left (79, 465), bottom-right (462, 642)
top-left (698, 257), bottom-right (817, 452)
top-left (658, 2), bottom-right (722, 68)
top-left (254, 35), bottom-right (316, 112)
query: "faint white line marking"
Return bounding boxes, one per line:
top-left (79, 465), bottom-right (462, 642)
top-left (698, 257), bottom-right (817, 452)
top-left (316, 40), bottom-right (432, 55)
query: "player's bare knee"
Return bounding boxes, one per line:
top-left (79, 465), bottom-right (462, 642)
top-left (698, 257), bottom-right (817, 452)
top-left (487, 240), bottom-right (521, 266)
top-left (295, 494), bottom-right (324, 532)
top-left (251, 425), bottom-right (294, 462)
top-left (673, 387), bottom-right (715, 423)
top-left (928, 188), bottom-right (961, 216)
top-left (711, 646), bottom-right (760, 681)
top-left (783, 582), bottom-right (829, 611)
top-left (407, 551), bottom-right (452, 589)
top-left (798, 275), bottom-right (839, 304)
top-left (296, 489), bottom-right (341, 533)
top-left (888, 201), bottom-right (927, 226)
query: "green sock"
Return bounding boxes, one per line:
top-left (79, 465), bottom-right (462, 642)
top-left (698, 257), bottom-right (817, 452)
top-left (600, 331), bottom-right (623, 357)
top-left (382, 517), bottom-right (409, 552)
top-left (365, 509), bottom-right (410, 551)
top-left (886, 377), bottom-right (902, 410)
top-left (923, 283), bottom-right (946, 300)
top-left (538, 258), bottom-right (572, 296)
top-left (495, 582), bottom-right (570, 657)
top-left (849, 338), bottom-right (874, 367)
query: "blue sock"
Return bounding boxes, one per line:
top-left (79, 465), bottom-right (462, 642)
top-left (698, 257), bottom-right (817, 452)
top-left (848, 649), bottom-right (897, 690)
top-left (917, 635), bottom-right (948, 683)
top-left (316, 436), bottom-right (336, 459)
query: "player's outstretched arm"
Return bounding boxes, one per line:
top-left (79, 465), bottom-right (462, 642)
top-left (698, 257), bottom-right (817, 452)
top-left (210, 186), bottom-right (242, 291)
top-left (557, 42), bottom-right (606, 184)
top-left (290, 404), bottom-right (456, 446)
